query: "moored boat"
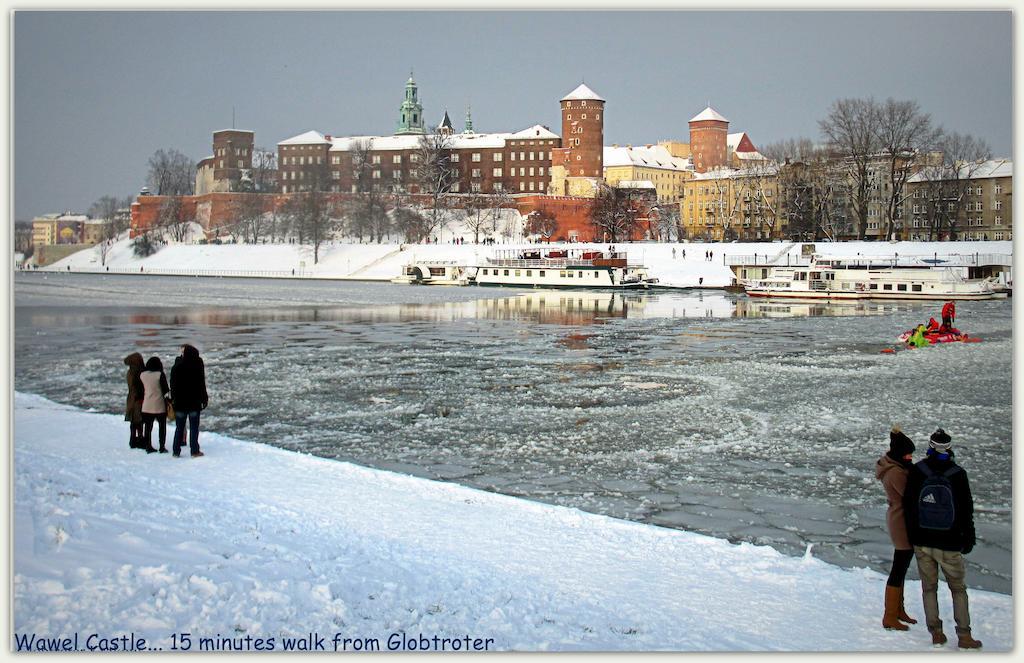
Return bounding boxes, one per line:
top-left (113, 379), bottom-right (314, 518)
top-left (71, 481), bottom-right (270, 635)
top-left (474, 248), bottom-right (658, 289)
top-left (743, 256), bottom-right (999, 301)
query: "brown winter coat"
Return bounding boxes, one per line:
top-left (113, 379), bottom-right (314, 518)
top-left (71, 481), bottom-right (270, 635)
top-left (876, 454), bottom-right (911, 550)
top-left (124, 353), bottom-right (144, 423)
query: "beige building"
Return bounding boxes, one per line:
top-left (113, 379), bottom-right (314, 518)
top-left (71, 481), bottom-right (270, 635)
top-left (905, 159), bottom-right (1012, 242)
top-left (682, 163), bottom-right (782, 241)
top-left (603, 143), bottom-right (692, 204)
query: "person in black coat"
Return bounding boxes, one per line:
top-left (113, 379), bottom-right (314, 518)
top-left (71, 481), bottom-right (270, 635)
top-left (170, 344), bottom-right (209, 458)
top-left (902, 429), bottom-right (981, 649)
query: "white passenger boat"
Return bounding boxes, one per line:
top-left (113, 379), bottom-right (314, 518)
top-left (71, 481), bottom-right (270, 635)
top-left (392, 261), bottom-right (470, 286)
top-left (743, 256), bottom-right (1000, 301)
top-left (474, 248), bottom-right (658, 289)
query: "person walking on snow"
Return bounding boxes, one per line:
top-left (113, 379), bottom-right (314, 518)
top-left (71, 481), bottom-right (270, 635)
top-left (902, 429), bottom-right (982, 649)
top-left (170, 344), bottom-right (209, 458)
top-left (875, 426), bottom-right (918, 630)
top-left (123, 352), bottom-right (146, 451)
top-left (941, 301), bottom-right (956, 331)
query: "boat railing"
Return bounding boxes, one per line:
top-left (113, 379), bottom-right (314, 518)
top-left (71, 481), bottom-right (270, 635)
top-left (726, 252), bottom-right (1012, 268)
top-left (485, 257), bottom-right (644, 269)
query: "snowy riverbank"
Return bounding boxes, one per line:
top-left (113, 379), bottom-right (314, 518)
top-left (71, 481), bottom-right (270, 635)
top-left (39, 239), bottom-right (1013, 289)
top-left (13, 393), bottom-right (1013, 651)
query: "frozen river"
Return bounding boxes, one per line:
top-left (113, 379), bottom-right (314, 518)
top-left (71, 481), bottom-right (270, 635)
top-left (14, 272), bottom-right (1013, 593)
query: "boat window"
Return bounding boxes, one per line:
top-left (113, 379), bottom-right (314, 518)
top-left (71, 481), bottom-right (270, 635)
top-left (869, 283), bottom-right (878, 289)
top-left (897, 284), bottom-right (907, 291)
top-left (539, 270), bottom-right (545, 277)
top-left (504, 269), bottom-right (510, 276)
top-left (594, 272), bottom-right (599, 279)
top-left (515, 270), bottom-right (521, 277)
top-left (559, 271), bottom-right (566, 277)
top-left (810, 272), bottom-right (821, 280)
top-left (481, 269), bottom-right (488, 275)
top-left (761, 269), bottom-right (768, 279)
top-left (568, 271), bottom-right (573, 278)
top-left (912, 284), bottom-right (922, 292)
top-left (883, 284), bottom-right (892, 291)
top-left (526, 270), bottom-right (532, 277)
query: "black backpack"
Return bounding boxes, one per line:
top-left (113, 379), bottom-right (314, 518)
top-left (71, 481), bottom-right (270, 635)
top-left (916, 461), bottom-right (962, 530)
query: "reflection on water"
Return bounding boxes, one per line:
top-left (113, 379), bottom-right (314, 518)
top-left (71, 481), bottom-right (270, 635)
top-left (13, 274), bottom-right (1013, 594)
top-left (19, 289), bottom-right (923, 330)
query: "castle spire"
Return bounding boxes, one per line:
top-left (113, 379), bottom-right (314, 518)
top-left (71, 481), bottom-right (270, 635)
top-left (464, 103), bottom-right (474, 133)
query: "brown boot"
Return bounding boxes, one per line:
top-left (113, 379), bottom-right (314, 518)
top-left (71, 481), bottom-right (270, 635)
top-left (896, 587), bottom-right (917, 624)
top-left (931, 631), bottom-right (948, 647)
top-left (957, 633), bottom-right (982, 649)
top-left (883, 585), bottom-right (909, 631)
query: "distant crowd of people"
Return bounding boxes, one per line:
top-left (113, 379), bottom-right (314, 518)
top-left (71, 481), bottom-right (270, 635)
top-left (124, 344), bottom-right (208, 457)
top-left (876, 425), bottom-right (982, 649)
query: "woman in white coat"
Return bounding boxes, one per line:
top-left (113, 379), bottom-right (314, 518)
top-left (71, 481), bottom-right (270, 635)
top-left (140, 356), bottom-right (171, 453)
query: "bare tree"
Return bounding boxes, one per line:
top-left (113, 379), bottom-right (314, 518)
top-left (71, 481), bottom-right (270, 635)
top-left (704, 169), bottom-right (743, 241)
top-left (89, 195), bottom-right (132, 264)
top-left (416, 129), bottom-right (458, 238)
top-left (525, 209), bottom-right (558, 241)
top-left (393, 206), bottom-right (430, 243)
top-left (345, 139), bottom-right (391, 243)
top-left (250, 147), bottom-right (278, 193)
top-left (915, 132), bottom-right (992, 240)
top-left (230, 194), bottom-right (271, 244)
top-left (147, 148), bottom-right (196, 196)
top-left (589, 183), bottom-right (642, 243)
top-left (875, 98), bottom-right (941, 239)
top-left (155, 197), bottom-right (193, 243)
top-left (819, 98), bottom-right (882, 239)
top-left (652, 204), bottom-right (682, 242)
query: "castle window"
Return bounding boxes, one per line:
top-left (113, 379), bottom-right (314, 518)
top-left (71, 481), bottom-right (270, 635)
top-left (581, 114), bottom-right (586, 120)
top-left (567, 114), bottom-right (572, 120)
top-left (529, 152), bottom-right (535, 160)
top-left (472, 153), bottom-right (481, 162)
top-left (520, 152), bottom-right (525, 160)
top-left (494, 153), bottom-right (503, 161)
top-left (510, 152), bottom-right (516, 161)
top-left (393, 155), bottom-right (402, 164)
top-left (493, 168), bottom-right (503, 177)
top-left (472, 169), bottom-right (481, 178)
top-left (451, 153), bottom-right (459, 162)
top-left (520, 168), bottom-right (525, 176)
top-left (596, 114), bottom-right (600, 120)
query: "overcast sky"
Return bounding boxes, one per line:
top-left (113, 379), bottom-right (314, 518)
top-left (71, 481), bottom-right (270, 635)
top-left (13, 10), bottom-right (1012, 221)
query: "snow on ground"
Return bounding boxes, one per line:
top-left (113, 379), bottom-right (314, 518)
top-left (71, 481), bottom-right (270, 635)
top-left (42, 239), bottom-right (1012, 289)
top-left (14, 393), bottom-right (1012, 652)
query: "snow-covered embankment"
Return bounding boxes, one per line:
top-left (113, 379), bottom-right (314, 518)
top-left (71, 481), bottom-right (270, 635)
top-left (13, 393), bottom-right (1012, 651)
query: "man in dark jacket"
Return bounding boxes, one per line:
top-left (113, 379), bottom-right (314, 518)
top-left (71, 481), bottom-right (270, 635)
top-left (903, 428), bottom-right (981, 649)
top-left (170, 344), bottom-right (209, 458)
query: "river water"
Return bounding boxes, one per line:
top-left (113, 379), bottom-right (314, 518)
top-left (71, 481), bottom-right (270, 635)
top-left (13, 272), bottom-right (1013, 593)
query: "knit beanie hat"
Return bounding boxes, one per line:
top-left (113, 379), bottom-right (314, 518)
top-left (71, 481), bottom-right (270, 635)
top-left (929, 428), bottom-right (952, 452)
top-left (889, 425), bottom-right (915, 458)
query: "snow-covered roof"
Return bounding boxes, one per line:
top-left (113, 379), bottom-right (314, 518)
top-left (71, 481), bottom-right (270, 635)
top-left (691, 163), bottom-right (779, 180)
top-left (616, 180), bottom-right (657, 189)
top-left (278, 130), bottom-right (330, 146)
top-left (328, 125), bottom-right (559, 152)
top-left (735, 150), bottom-right (767, 161)
top-left (56, 214), bottom-right (89, 222)
top-left (510, 124), bottom-right (559, 139)
top-left (907, 159), bottom-right (1013, 183)
top-left (603, 145), bottom-right (691, 172)
top-left (690, 106), bottom-right (729, 123)
top-left (561, 83), bottom-right (605, 102)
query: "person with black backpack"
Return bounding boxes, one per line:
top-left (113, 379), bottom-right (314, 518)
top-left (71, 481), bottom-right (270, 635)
top-left (902, 429), bottom-right (982, 649)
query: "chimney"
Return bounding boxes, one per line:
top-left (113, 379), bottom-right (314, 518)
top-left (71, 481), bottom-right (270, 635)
top-left (324, 135), bottom-right (332, 141)
top-left (645, 144), bottom-right (652, 149)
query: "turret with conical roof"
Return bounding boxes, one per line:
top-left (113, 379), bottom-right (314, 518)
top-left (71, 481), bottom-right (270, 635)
top-left (438, 110), bottom-right (454, 135)
top-left (688, 105), bottom-right (729, 172)
top-left (396, 72), bottom-right (426, 135)
top-left (554, 81), bottom-right (605, 190)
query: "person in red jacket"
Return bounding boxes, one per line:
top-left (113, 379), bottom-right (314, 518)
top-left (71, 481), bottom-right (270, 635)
top-left (941, 301), bottom-right (956, 331)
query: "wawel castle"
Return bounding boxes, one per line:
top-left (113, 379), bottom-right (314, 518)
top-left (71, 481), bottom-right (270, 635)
top-left (147, 75), bottom-right (1011, 243)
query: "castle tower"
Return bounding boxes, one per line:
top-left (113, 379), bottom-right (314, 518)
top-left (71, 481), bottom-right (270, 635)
top-left (550, 83), bottom-right (605, 196)
top-left (395, 73), bottom-right (426, 135)
top-left (688, 106), bottom-right (729, 173)
top-left (438, 110), bottom-right (454, 136)
top-left (464, 104), bottom-right (474, 133)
